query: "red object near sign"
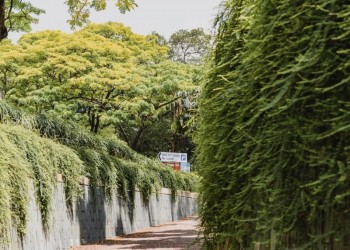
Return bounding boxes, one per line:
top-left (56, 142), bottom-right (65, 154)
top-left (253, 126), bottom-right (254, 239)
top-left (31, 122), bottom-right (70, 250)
top-left (162, 162), bottom-right (181, 172)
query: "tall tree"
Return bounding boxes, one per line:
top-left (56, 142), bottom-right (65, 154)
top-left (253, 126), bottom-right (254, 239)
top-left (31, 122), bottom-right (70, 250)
top-left (113, 61), bottom-right (199, 152)
top-left (169, 28), bottom-right (211, 64)
top-left (0, 22), bottom-right (199, 154)
top-left (0, 0), bottom-right (137, 41)
top-left (0, 22), bottom-right (167, 131)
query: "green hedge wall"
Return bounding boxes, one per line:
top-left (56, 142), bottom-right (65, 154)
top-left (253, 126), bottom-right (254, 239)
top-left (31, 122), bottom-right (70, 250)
top-left (196, 0), bottom-right (350, 249)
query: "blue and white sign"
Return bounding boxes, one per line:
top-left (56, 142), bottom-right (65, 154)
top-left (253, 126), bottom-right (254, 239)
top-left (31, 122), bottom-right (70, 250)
top-left (180, 162), bottom-right (191, 173)
top-left (158, 152), bottom-right (187, 163)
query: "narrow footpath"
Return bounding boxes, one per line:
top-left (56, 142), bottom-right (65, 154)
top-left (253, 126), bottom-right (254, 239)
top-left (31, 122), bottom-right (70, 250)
top-left (74, 217), bottom-right (202, 250)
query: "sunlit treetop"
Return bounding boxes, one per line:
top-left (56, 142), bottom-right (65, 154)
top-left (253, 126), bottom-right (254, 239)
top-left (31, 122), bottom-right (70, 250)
top-left (0, 22), bottom-right (197, 138)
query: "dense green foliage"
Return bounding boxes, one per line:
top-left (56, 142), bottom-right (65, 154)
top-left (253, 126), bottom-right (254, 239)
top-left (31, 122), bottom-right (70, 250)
top-left (197, 0), bottom-right (350, 249)
top-left (0, 23), bottom-right (201, 157)
top-left (0, 101), bottom-right (198, 243)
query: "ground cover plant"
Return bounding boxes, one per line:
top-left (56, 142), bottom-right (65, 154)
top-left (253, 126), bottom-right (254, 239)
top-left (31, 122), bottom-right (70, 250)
top-left (196, 0), bottom-right (350, 249)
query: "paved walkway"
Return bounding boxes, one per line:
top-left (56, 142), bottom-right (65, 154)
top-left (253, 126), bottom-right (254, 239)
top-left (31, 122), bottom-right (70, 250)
top-left (74, 217), bottom-right (202, 250)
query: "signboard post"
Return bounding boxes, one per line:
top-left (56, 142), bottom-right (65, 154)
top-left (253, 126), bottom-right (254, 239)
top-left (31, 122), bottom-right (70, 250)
top-left (158, 152), bottom-right (187, 163)
top-left (158, 152), bottom-right (190, 172)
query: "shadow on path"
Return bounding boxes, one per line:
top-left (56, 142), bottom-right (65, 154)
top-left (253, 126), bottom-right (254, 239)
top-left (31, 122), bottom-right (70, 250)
top-left (102, 229), bottom-right (199, 249)
top-left (75, 217), bottom-right (202, 250)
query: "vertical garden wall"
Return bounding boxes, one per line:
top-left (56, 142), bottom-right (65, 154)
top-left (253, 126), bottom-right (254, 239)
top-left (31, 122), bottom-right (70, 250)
top-left (197, 0), bottom-right (350, 249)
top-left (0, 101), bottom-right (198, 246)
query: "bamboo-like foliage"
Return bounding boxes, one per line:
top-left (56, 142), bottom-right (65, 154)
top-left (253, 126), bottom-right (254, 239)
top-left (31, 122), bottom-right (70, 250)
top-left (196, 0), bottom-right (350, 249)
top-left (0, 101), bottom-right (198, 243)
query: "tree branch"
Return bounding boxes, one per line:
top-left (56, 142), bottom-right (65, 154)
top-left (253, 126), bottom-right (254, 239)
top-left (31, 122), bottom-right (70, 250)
top-left (131, 123), bottom-right (147, 150)
top-left (5, 0), bottom-right (14, 31)
top-left (116, 124), bottom-right (130, 146)
top-left (104, 87), bottom-right (116, 102)
top-left (155, 96), bottom-right (181, 110)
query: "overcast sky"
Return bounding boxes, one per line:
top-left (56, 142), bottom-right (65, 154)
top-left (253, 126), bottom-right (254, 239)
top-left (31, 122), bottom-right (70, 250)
top-left (9, 0), bottom-right (222, 42)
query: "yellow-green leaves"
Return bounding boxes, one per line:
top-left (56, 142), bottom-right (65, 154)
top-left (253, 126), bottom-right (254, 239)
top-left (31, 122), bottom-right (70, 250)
top-left (0, 0), bottom-right (45, 41)
top-left (115, 0), bottom-right (137, 13)
top-left (0, 22), bottom-right (197, 140)
top-left (66, 0), bottom-right (138, 28)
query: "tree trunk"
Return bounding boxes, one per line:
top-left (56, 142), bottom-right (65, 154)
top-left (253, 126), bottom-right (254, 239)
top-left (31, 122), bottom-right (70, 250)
top-left (89, 111), bottom-right (101, 133)
top-left (171, 133), bottom-right (177, 152)
top-left (131, 125), bottom-right (146, 151)
top-left (89, 112), bottom-right (95, 132)
top-left (93, 115), bottom-right (100, 133)
top-left (116, 124), bottom-right (131, 147)
top-left (0, 0), bottom-right (8, 41)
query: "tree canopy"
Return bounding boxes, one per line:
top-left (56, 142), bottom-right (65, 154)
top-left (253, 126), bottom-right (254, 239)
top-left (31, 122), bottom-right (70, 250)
top-left (0, 0), bottom-right (138, 41)
top-left (0, 22), bottom-right (201, 157)
top-left (169, 28), bottom-right (211, 64)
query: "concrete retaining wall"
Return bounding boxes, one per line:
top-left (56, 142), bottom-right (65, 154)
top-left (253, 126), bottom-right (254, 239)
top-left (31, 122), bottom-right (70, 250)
top-left (2, 177), bottom-right (198, 250)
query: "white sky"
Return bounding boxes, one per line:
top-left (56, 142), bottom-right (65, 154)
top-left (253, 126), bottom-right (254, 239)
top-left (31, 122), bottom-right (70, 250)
top-left (9, 0), bottom-right (222, 42)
